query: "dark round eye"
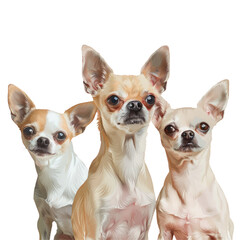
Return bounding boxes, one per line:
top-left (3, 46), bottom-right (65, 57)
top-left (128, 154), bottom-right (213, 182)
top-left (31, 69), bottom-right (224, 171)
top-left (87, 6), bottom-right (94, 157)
top-left (56, 131), bottom-right (66, 140)
top-left (145, 95), bottom-right (155, 105)
top-left (23, 126), bottom-right (35, 137)
top-left (164, 124), bottom-right (177, 136)
top-left (107, 95), bottom-right (120, 105)
top-left (199, 122), bottom-right (209, 133)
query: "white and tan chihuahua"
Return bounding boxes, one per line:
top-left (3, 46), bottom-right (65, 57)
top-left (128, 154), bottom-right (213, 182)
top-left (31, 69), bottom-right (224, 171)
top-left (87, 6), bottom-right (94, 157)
top-left (72, 45), bottom-right (170, 240)
top-left (153, 80), bottom-right (233, 239)
top-left (8, 85), bottom-right (96, 240)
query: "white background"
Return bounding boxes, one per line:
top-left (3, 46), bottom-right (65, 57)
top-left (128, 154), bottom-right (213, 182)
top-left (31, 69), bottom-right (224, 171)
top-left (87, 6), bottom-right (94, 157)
top-left (0, 0), bottom-right (239, 239)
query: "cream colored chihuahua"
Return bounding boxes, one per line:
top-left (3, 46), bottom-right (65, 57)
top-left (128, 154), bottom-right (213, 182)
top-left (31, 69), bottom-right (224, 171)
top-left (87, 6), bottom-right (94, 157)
top-left (72, 45), bottom-right (170, 240)
top-left (8, 85), bottom-right (96, 240)
top-left (153, 80), bottom-right (233, 239)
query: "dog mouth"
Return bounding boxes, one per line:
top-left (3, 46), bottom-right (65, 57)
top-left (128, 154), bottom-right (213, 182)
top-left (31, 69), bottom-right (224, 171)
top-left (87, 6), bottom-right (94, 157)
top-left (123, 117), bottom-right (146, 125)
top-left (176, 142), bottom-right (200, 152)
top-left (31, 149), bottom-right (54, 157)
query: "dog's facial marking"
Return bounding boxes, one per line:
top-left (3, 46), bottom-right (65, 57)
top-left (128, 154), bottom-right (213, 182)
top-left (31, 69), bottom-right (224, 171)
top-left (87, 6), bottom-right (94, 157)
top-left (20, 110), bottom-right (73, 160)
top-left (96, 74), bottom-right (159, 133)
top-left (21, 109), bottom-right (48, 133)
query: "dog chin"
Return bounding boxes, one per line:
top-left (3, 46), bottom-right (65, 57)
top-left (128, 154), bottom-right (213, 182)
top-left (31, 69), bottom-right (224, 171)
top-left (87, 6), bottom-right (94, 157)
top-left (116, 118), bottom-right (147, 133)
top-left (30, 149), bottom-right (55, 158)
top-left (123, 117), bottom-right (145, 125)
top-left (175, 143), bottom-right (200, 153)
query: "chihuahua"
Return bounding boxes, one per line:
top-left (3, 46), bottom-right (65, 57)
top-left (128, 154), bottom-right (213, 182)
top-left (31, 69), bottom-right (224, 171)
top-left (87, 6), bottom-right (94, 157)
top-left (71, 45), bottom-right (170, 240)
top-left (8, 85), bottom-right (96, 240)
top-left (153, 80), bottom-right (233, 239)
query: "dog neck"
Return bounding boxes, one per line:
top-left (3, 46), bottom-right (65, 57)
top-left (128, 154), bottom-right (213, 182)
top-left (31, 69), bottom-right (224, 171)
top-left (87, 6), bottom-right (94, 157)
top-left (100, 116), bottom-right (148, 189)
top-left (165, 147), bottom-right (215, 202)
top-left (33, 143), bottom-right (77, 203)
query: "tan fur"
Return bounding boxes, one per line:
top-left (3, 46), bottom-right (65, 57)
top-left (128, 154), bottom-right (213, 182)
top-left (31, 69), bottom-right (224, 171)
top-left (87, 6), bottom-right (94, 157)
top-left (100, 74), bottom-right (157, 102)
top-left (72, 74), bottom-right (158, 239)
top-left (20, 109), bottom-right (48, 132)
top-left (19, 109), bottom-right (74, 145)
top-left (72, 45), bottom-right (169, 239)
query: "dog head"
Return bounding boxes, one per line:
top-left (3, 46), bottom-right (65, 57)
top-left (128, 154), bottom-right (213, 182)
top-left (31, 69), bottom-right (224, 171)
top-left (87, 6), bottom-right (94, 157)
top-left (153, 80), bottom-right (229, 156)
top-left (8, 84), bottom-right (96, 167)
top-left (81, 45), bottom-right (170, 134)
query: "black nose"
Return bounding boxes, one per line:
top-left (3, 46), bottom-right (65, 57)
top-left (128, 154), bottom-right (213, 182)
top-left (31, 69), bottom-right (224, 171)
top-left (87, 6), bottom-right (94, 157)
top-left (37, 137), bottom-right (50, 148)
top-left (127, 101), bottom-right (143, 112)
top-left (181, 130), bottom-right (195, 141)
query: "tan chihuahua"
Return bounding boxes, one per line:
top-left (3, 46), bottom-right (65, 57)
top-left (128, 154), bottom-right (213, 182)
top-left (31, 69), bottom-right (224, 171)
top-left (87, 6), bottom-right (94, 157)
top-left (72, 45), bottom-right (170, 240)
top-left (153, 80), bottom-right (233, 239)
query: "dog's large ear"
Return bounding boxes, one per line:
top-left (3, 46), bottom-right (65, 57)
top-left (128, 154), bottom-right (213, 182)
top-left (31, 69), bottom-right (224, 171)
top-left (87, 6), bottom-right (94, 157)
top-left (152, 96), bottom-right (171, 129)
top-left (8, 84), bottom-right (35, 126)
top-left (141, 46), bottom-right (170, 93)
top-left (197, 80), bottom-right (229, 122)
top-left (82, 45), bottom-right (113, 96)
top-left (65, 102), bottom-right (97, 137)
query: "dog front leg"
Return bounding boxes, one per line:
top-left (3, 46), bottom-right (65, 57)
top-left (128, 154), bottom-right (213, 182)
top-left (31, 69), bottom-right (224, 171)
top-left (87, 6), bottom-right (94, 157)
top-left (38, 216), bottom-right (52, 240)
top-left (207, 232), bottom-right (232, 240)
top-left (54, 229), bottom-right (74, 240)
top-left (141, 202), bottom-right (156, 240)
top-left (158, 230), bottom-right (173, 240)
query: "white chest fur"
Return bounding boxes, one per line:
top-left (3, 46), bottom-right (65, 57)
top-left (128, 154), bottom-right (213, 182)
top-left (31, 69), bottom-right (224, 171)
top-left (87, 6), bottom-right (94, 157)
top-left (34, 144), bottom-right (87, 235)
top-left (98, 126), bottom-right (155, 239)
top-left (109, 127), bottom-right (148, 186)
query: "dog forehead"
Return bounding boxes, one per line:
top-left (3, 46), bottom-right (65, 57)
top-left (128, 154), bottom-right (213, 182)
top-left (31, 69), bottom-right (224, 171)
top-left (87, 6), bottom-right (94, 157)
top-left (21, 109), bottom-right (48, 132)
top-left (163, 108), bottom-right (212, 127)
top-left (44, 111), bottom-right (62, 131)
top-left (103, 74), bottom-right (156, 98)
top-left (44, 111), bottom-right (71, 134)
top-left (21, 110), bottom-right (70, 134)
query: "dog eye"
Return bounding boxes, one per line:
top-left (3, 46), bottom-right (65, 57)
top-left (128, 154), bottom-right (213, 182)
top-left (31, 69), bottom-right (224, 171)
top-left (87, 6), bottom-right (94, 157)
top-left (198, 122), bottom-right (209, 133)
top-left (145, 95), bottom-right (155, 105)
top-left (107, 95), bottom-right (120, 105)
top-left (23, 126), bottom-right (35, 137)
top-left (56, 131), bottom-right (66, 140)
top-left (164, 124), bottom-right (177, 136)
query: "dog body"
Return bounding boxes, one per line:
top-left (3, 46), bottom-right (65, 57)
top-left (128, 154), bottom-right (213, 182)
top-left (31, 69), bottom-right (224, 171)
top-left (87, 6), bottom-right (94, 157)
top-left (8, 85), bottom-right (96, 240)
top-left (81, 122), bottom-right (155, 240)
top-left (34, 139), bottom-right (87, 239)
top-left (72, 46), bottom-right (170, 239)
top-left (153, 81), bottom-right (233, 239)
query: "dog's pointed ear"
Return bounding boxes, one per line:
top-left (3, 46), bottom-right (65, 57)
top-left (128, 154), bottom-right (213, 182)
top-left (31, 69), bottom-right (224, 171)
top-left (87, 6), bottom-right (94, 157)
top-left (197, 80), bottom-right (229, 123)
top-left (8, 84), bottom-right (35, 126)
top-left (152, 96), bottom-right (170, 129)
top-left (141, 46), bottom-right (170, 93)
top-left (82, 45), bottom-right (113, 96)
top-left (65, 101), bottom-right (97, 136)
